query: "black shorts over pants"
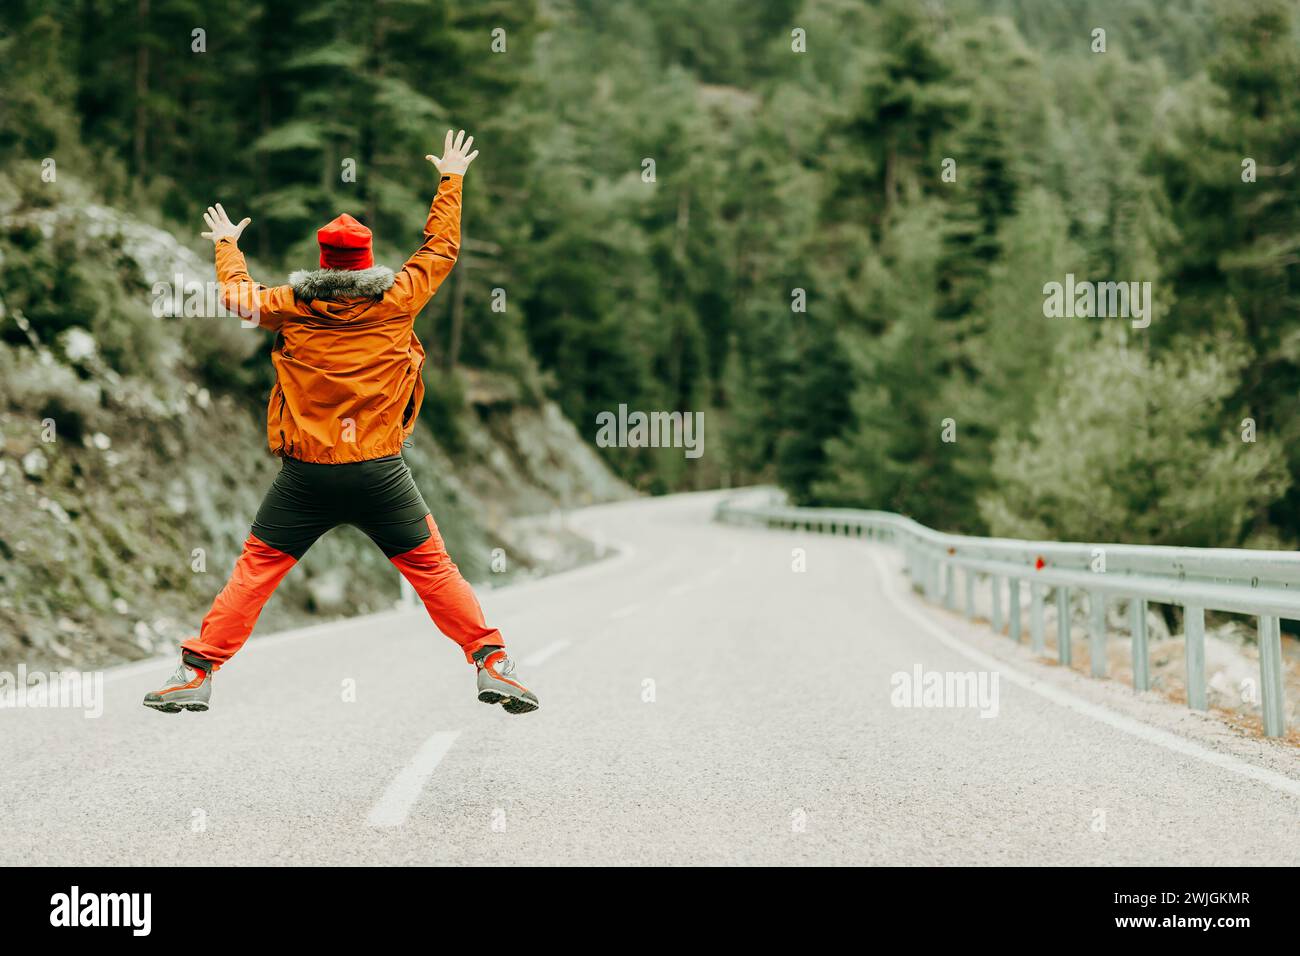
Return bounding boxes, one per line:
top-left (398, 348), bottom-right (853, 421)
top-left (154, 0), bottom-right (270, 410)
top-left (251, 454), bottom-right (432, 560)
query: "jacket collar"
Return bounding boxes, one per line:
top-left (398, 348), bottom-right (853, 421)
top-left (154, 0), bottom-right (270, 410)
top-left (288, 265), bottom-right (395, 301)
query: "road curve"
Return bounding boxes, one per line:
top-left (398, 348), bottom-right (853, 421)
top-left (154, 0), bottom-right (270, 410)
top-left (1, 490), bottom-right (1297, 865)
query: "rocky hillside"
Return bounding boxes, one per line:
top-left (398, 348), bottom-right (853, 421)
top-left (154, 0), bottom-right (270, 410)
top-left (0, 181), bottom-right (629, 671)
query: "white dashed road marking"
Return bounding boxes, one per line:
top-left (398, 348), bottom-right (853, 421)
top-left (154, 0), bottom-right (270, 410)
top-left (522, 640), bottom-right (570, 667)
top-left (366, 731), bottom-right (462, 828)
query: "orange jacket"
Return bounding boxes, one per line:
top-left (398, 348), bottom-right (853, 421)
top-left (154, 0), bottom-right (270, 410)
top-left (214, 174), bottom-right (463, 464)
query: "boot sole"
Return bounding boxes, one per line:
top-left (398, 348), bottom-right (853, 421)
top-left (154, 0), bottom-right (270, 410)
top-left (478, 689), bottom-right (539, 714)
top-left (142, 699), bottom-right (209, 714)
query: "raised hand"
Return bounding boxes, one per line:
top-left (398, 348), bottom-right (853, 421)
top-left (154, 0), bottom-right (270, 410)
top-left (201, 203), bottom-right (252, 244)
top-left (426, 129), bottom-right (479, 176)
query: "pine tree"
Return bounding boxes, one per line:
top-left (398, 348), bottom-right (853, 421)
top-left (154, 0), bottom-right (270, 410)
top-left (980, 330), bottom-right (1290, 547)
top-left (812, 205), bottom-right (967, 527)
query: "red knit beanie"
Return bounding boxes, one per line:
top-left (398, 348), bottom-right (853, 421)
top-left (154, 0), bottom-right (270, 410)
top-left (317, 214), bottom-right (374, 270)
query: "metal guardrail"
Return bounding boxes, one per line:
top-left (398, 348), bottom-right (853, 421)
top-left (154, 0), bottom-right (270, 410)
top-left (715, 495), bottom-right (1294, 738)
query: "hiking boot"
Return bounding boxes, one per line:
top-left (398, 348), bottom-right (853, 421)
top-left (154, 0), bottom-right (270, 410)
top-left (476, 650), bottom-right (539, 715)
top-left (142, 654), bottom-right (213, 713)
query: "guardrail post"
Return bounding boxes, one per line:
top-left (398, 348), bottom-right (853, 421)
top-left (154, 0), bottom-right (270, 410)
top-left (964, 568), bottom-right (976, 621)
top-left (1129, 598), bottom-right (1149, 692)
top-left (991, 575), bottom-right (1004, 633)
top-left (1089, 593), bottom-right (1106, 678)
top-left (1184, 605), bottom-right (1206, 710)
top-left (1009, 578), bottom-right (1022, 642)
top-left (1258, 614), bottom-right (1286, 737)
top-left (943, 563), bottom-right (955, 611)
top-left (1030, 583), bottom-right (1045, 654)
top-left (1056, 586), bottom-right (1071, 665)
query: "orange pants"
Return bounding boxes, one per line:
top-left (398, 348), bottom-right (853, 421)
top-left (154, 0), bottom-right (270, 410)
top-left (180, 521), bottom-right (504, 669)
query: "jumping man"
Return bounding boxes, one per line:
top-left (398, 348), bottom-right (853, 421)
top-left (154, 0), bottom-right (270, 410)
top-left (142, 130), bottom-right (538, 716)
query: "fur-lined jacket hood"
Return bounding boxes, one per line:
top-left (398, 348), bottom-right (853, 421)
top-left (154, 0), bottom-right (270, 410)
top-left (288, 265), bottom-right (396, 301)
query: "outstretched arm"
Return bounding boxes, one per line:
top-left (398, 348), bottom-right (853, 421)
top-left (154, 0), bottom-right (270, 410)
top-left (201, 204), bottom-right (299, 330)
top-left (390, 129), bottom-right (480, 314)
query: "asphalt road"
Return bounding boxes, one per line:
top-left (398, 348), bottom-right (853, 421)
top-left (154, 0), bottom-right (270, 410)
top-left (2, 490), bottom-right (1298, 865)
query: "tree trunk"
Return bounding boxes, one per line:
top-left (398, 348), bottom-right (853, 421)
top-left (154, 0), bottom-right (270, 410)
top-left (364, 2), bottom-right (387, 226)
top-left (133, 0), bottom-right (151, 177)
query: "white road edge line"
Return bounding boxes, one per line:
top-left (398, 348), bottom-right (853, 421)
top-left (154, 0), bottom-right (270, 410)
top-left (366, 730), bottom-right (462, 828)
top-left (521, 640), bottom-right (570, 667)
top-left (866, 548), bottom-right (1300, 800)
top-left (610, 603), bottom-right (642, 620)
